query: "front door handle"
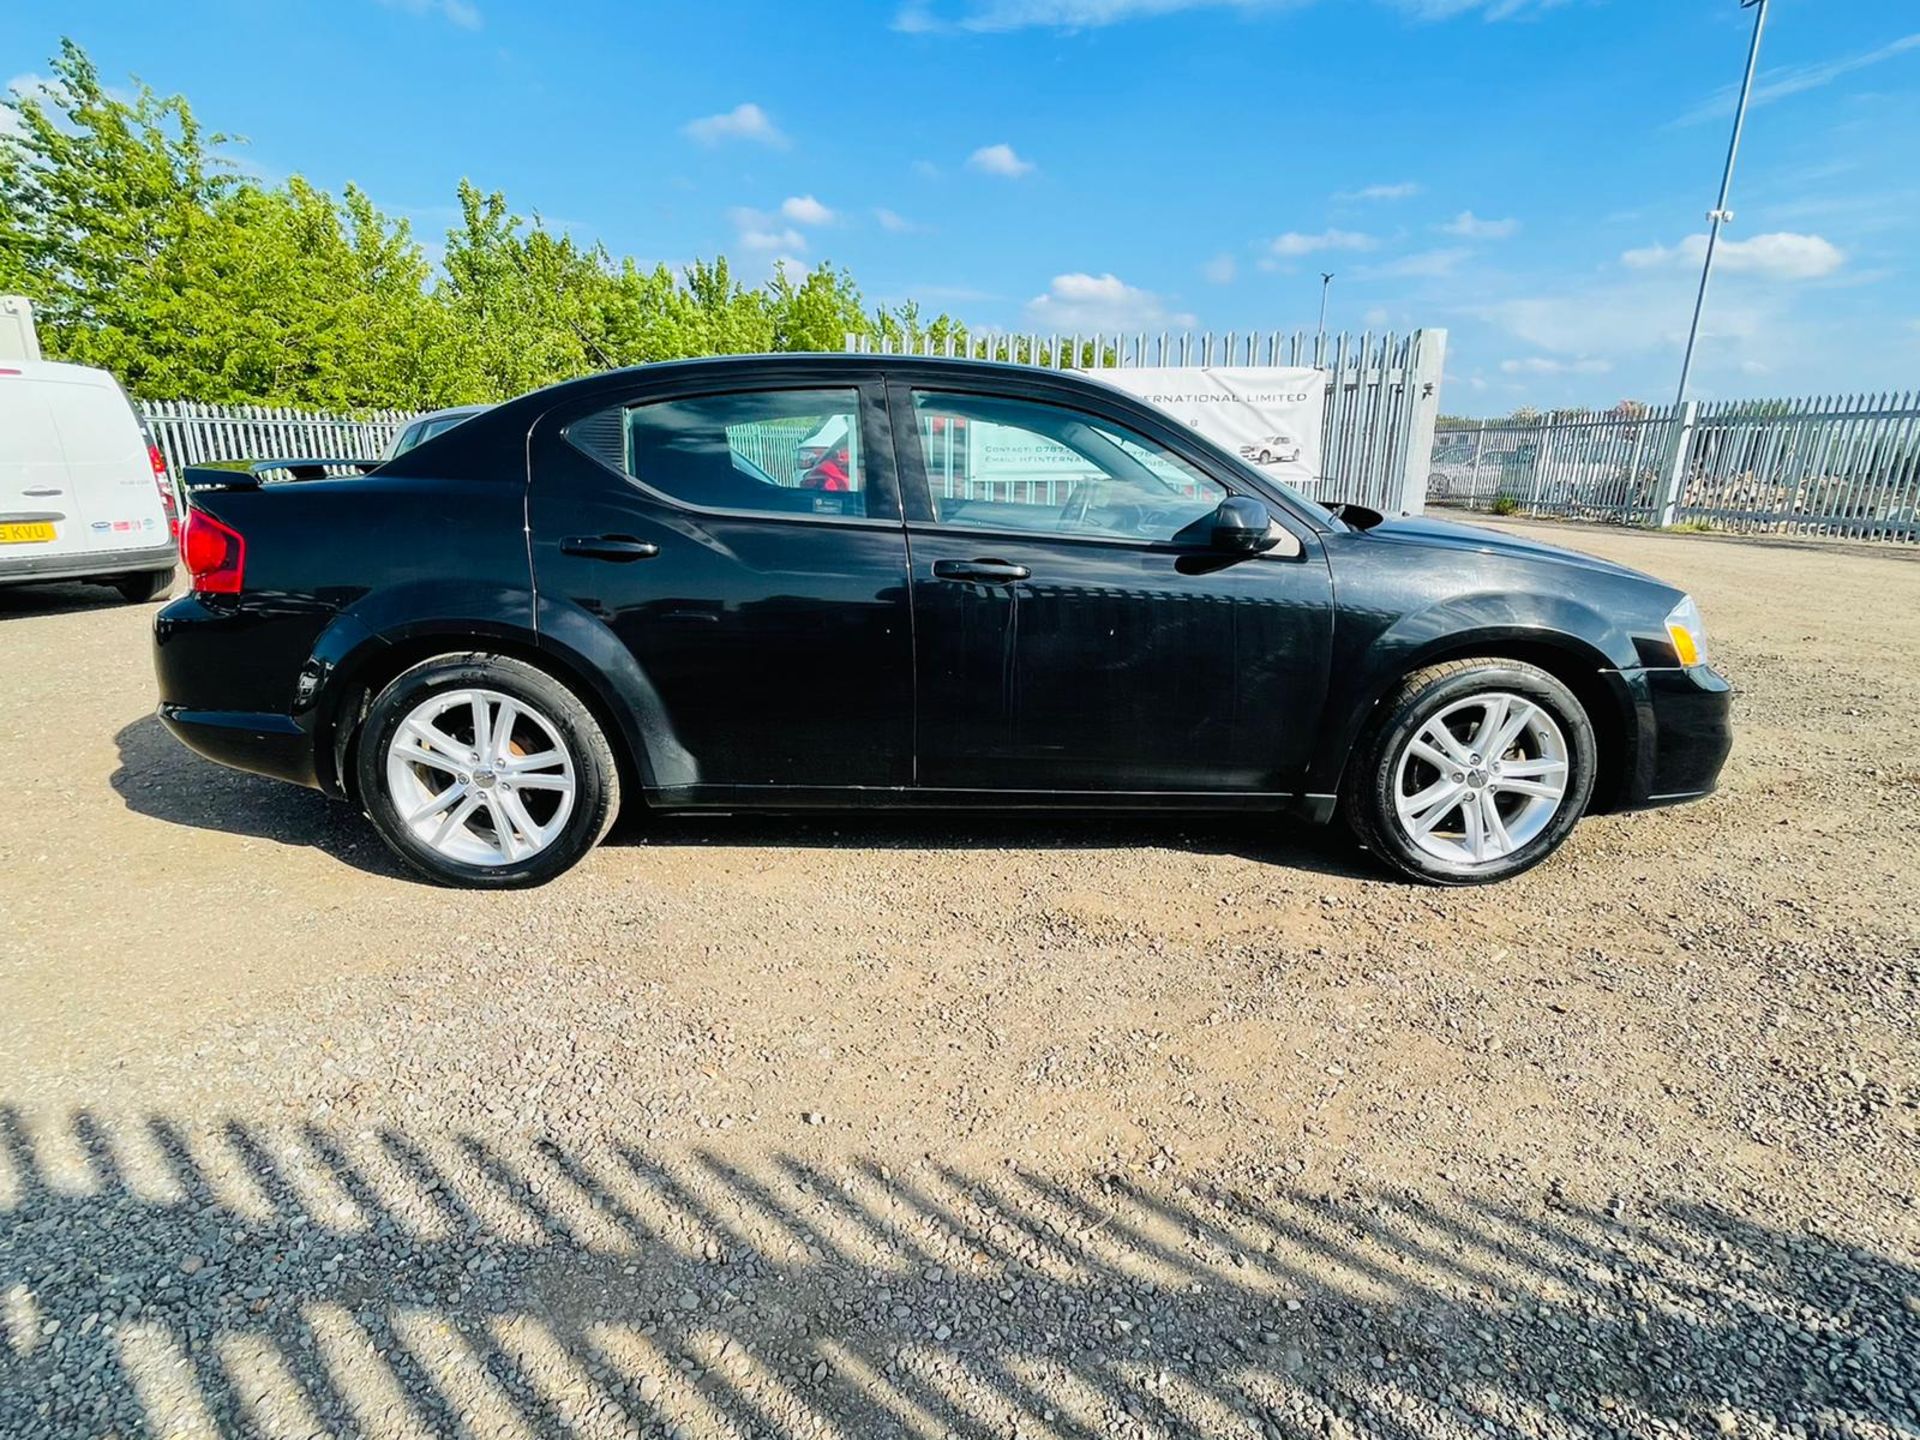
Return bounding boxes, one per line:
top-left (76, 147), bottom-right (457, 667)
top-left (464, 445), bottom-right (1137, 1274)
top-left (932, 558), bottom-right (1031, 584)
top-left (561, 535), bottom-right (659, 562)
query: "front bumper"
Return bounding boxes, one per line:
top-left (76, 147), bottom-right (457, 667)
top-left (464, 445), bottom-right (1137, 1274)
top-left (1618, 663), bottom-right (1733, 808)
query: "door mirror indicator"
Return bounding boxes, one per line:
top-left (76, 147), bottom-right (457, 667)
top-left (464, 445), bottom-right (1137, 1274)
top-left (1212, 496), bottom-right (1297, 556)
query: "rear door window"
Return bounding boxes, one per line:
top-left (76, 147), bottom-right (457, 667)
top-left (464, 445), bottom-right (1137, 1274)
top-left (567, 388), bottom-right (887, 521)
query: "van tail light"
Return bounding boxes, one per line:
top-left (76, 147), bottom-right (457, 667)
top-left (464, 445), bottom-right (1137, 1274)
top-left (181, 511), bottom-right (245, 594)
top-left (148, 443), bottom-right (181, 540)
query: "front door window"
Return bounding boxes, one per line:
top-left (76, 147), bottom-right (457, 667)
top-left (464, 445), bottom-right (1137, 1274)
top-left (908, 390), bottom-right (1227, 542)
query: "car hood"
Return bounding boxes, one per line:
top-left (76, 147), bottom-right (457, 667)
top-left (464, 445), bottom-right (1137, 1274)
top-left (1357, 514), bottom-right (1667, 586)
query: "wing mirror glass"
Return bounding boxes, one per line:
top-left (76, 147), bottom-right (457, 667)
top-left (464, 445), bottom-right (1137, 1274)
top-left (1211, 496), bottom-right (1300, 557)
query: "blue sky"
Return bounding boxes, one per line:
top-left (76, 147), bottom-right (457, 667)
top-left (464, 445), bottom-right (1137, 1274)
top-left (5, 0), bottom-right (1917, 415)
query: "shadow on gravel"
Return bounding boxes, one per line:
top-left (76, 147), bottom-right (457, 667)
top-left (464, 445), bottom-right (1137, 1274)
top-left (0, 581), bottom-right (150, 621)
top-left (109, 714), bottom-right (407, 879)
top-left (110, 713), bottom-right (1376, 885)
top-left (3, 1104), bottom-right (1914, 1439)
top-left (617, 811), bottom-right (1379, 881)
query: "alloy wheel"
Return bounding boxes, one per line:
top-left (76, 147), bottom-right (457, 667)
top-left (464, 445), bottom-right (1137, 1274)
top-left (384, 688), bottom-right (577, 866)
top-left (1391, 691), bottom-right (1570, 867)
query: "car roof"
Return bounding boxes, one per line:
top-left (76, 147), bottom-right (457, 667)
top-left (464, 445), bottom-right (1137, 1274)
top-left (474, 352), bottom-right (1192, 422)
top-left (396, 354), bottom-right (1184, 462)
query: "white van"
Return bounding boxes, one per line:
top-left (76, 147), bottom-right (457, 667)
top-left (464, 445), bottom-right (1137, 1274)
top-left (0, 360), bottom-right (179, 601)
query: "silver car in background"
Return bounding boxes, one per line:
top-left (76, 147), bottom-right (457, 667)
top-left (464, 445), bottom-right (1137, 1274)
top-left (383, 405), bottom-right (490, 461)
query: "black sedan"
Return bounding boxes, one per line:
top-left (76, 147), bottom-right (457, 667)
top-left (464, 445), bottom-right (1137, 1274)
top-left (153, 355), bottom-right (1731, 888)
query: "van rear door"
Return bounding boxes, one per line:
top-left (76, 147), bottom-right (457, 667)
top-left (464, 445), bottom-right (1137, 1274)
top-left (39, 368), bottom-right (167, 556)
top-left (0, 367), bottom-right (97, 561)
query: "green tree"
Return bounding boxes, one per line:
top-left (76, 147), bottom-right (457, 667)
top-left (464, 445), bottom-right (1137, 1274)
top-left (766, 261), bottom-right (867, 354)
top-left (0, 38), bottom-right (236, 393)
top-left (2, 40), bottom-right (991, 410)
top-left (178, 178), bottom-right (451, 408)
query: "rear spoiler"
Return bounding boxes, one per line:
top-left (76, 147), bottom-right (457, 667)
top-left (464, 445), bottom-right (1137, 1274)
top-left (181, 457), bottom-right (380, 492)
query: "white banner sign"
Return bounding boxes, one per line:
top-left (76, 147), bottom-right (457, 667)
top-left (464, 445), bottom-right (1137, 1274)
top-left (1084, 366), bottom-right (1325, 487)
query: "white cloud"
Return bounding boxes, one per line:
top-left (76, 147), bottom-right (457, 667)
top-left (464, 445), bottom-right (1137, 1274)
top-left (742, 228), bottom-right (806, 252)
top-left (683, 102), bottom-right (789, 148)
top-left (874, 207), bottom-right (925, 234)
top-left (911, 159), bottom-right (942, 179)
top-left (1477, 274), bottom-right (1772, 368)
top-left (1025, 272), bottom-right (1196, 330)
top-left (899, 0), bottom-right (1566, 26)
top-left (780, 195), bottom-right (835, 226)
top-left (1500, 356), bottom-right (1612, 376)
top-left (967, 142), bottom-right (1036, 178)
top-left (1620, 231), bottom-right (1845, 282)
top-left (1202, 253), bottom-right (1237, 284)
top-left (728, 208), bottom-right (807, 253)
top-left (1362, 305), bottom-right (1392, 327)
top-left (1441, 210), bottom-right (1518, 239)
top-left (0, 74), bottom-right (49, 137)
top-left (1675, 32), bottom-right (1920, 127)
top-left (1265, 228), bottom-right (1375, 259)
top-left (898, 0), bottom-right (1294, 32)
top-left (1389, 0), bottom-right (1568, 17)
top-left (899, 0), bottom-right (1556, 28)
top-left (1336, 181), bottom-right (1422, 202)
top-left (1357, 246), bottom-right (1471, 279)
top-left (376, 0), bottom-right (481, 27)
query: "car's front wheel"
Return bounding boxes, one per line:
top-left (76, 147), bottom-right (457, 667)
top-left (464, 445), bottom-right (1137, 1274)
top-left (1346, 658), bottom-right (1596, 885)
top-left (356, 653), bottom-right (620, 888)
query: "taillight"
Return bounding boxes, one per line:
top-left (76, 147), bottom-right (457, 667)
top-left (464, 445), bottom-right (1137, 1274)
top-left (181, 511), bottom-right (245, 594)
top-left (148, 443), bottom-right (180, 540)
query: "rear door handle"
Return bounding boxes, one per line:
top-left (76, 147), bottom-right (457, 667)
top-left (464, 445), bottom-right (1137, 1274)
top-left (932, 558), bottom-right (1030, 584)
top-left (560, 535), bottom-right (659, 562)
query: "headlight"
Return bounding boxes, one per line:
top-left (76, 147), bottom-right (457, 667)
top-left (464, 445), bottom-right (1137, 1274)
top-left (1665, 595), bottom-right (1709, 667)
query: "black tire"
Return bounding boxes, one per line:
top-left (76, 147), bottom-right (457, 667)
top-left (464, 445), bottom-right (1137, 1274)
top-left (1258, 450), bottom-right (1274, 464)
top-left (1344, 658), bottom-right (1596, 885)
top-left (113, 567), bottom-right (175, 603)
top-left (355, 653), bottom-right (620, 889)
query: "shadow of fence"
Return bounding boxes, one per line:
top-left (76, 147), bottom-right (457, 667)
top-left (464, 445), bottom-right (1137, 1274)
top-left (1, 1105), bottom-right (1913, 1438)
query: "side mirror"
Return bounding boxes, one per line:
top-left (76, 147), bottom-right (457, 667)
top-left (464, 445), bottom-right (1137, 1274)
top-left (1211, 496), bottom-right (1298, 556)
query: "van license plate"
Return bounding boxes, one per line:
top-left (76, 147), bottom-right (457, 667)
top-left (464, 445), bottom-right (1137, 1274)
top-left (0, 522), bottom-right (57, 544)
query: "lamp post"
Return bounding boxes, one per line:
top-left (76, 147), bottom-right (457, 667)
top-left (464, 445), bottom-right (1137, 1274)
top-left (1317, 272), bottom-right (1334, 364)
top-left (1674, 0), bottom-right (1770, 405)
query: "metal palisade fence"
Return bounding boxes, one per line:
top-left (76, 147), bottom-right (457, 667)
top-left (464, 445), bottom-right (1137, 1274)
top-left (138, 400), bottom-right (414, 476)
top-left (1430, 392), bottom-right (1920, 542)
top-left (846, 328), bottom-right (1448, 516)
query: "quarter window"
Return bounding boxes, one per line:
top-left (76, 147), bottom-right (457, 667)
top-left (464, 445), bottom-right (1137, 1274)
top-left (910, 391), bottom-right (1227, 543)
top-left (568, 388), bottom-right (879, 520)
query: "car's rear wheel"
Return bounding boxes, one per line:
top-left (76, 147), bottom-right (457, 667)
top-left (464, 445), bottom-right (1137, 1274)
top-left (113, 567), bottom-right (175, 603)
top-left (1346, 658), bottom-right (1596, 885)
top-left (356, 653), bottom-right (619, 888)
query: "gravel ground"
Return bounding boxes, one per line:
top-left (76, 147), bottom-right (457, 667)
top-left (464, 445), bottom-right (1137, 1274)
top-left (1, 517), bottom-right (1916, 1438)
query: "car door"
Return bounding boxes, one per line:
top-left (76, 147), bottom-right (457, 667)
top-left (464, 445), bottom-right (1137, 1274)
top-left (527, 371), bottom-right (913, 799)
top-left (891, 379), bottom-right (1334, 795)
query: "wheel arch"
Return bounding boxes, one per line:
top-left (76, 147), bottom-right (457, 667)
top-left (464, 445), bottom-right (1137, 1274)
top-left (1314, 625), bottom-right (1643, 815)
top-left (312, 622), bottom-right (651, 809)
